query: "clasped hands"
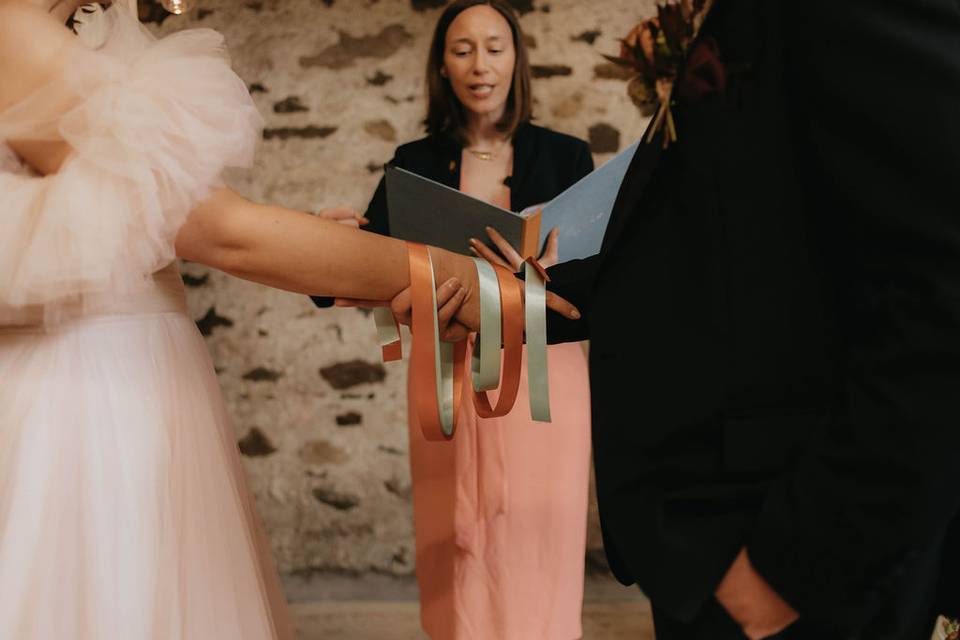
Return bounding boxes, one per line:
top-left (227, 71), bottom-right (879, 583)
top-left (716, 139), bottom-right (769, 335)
top-left (322, 215), bottom-right (578, 340)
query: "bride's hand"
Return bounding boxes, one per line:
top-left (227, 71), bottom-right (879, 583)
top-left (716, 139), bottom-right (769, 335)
top-left (469, 226), bottom-right (560, 270)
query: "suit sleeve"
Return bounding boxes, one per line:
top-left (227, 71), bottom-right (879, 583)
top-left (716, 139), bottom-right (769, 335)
top-left (541, 140), bottom-right (598, 342)
top-left (311, 150), bottom-right (397, 308)
top-left (545, 255), bottom-right (597, 344)
top-left (747, 1), bottom-right (960, 628)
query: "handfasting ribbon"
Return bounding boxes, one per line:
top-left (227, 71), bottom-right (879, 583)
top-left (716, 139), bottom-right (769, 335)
top-left (472, 263), bottom-right (524, 419)
top-left (523, 258), bottom-right (551, 422)
top-left (470, 257), bottom-right (502, 391)
top-left (373, 307), bottom-right (402, 362)
top-left (408, 243), bottom-right (467, 441)
top-left (375, 243), bottom-right (552, 439)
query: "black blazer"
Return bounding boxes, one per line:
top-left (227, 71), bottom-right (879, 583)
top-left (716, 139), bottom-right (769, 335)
top-left (313, 123), bottom-right (594, 307)
top-left (546, 1), bottom-right (960, 636)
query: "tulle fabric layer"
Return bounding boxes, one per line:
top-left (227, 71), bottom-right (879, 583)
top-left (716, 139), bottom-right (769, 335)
top-left (0, 312), bottom-right (293, 639)
top-left (0, 9), bottom-right (262, 309)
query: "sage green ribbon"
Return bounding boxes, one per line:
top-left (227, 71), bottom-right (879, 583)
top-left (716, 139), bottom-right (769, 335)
top-left (471, 257), bottom-right (502, 391)
top-left (373, 307), bottom-right (401, 361)
top-left (426, 255), bottom-right (458, 437)
top-left (524, 261), bottom-right (551, 422)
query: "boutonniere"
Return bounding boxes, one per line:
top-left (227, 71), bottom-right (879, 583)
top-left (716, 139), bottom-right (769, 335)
top-left (604, 0), bottom-right (720, 148)
top-left (940, 616), bottom-right (960, 640)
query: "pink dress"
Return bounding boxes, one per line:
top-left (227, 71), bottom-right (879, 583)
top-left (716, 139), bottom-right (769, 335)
top-left (0, 9), bottom-right (292, 639)
top-left (409, 335), bottom-right (592, 639)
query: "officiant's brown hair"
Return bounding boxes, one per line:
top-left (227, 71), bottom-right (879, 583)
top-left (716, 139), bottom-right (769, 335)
top-left (424, 0), bottom-right (533, 142)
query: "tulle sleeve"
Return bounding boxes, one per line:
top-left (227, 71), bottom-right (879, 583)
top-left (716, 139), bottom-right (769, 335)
top-left (0, 9), bottom-right (262, 307)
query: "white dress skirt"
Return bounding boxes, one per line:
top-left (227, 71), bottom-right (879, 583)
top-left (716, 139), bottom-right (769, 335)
top-left (0, 7), bottom-right (294, 639)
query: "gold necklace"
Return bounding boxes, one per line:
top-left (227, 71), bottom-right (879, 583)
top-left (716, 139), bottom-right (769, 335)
top-left (466, 137), bottom-right (511, 162)
top-left (466, 148), bottom-right (497, 161)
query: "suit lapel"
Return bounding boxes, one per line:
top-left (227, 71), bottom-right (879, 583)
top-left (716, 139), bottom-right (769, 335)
top-left (596, 130), bottom-right (665, 270)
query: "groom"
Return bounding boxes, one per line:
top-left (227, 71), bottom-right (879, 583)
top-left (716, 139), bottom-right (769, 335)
top-left (535, 0), bottom-right (960, 638)
top-left (387, 0), bottom-right (960, 637)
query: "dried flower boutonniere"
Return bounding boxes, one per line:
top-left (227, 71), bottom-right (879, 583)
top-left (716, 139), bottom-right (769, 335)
top-left (604, 0), bottom-right (718, 148)
top-left (939, 616), bottom-right (960, 640)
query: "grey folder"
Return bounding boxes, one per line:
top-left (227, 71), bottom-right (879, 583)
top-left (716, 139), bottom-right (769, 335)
top-left (384, 140), bottom-right (640, 263)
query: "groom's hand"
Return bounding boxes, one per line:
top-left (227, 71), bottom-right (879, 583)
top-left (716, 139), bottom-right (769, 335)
top-left (334, 276), bottom-right (470, 342)
top-left (715, 548), bottom-right (799, 639)
top-left (384, 277), bottom-right (472, 342)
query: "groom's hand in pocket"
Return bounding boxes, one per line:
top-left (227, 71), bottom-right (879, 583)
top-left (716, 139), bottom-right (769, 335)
top-left (715, 548), bottom-right (799, 639)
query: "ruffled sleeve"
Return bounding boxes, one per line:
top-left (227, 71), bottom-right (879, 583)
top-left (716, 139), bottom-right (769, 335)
top-left (0, 9), bottom-right (262, 307)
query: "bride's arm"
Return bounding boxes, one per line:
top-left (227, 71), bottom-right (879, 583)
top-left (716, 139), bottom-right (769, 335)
top-left (175, 188), bottom-right (415, 301)
top-left (175, 188), bottom-right (497, 327)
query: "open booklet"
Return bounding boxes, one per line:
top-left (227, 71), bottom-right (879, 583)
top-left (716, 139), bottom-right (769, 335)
top-left (384, 140), bottom-right (640, 263)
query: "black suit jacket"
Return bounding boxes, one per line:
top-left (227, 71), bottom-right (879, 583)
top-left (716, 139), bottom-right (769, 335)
top-left (547, 1), bottom-right (960, 636)
top-left (313, 123), bottom-right (594, 307)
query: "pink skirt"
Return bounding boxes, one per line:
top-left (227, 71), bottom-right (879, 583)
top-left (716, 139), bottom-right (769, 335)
top-left (0, 301), bottom-right (293, 639)
top-left (409, 342), bottom-right (592, 640)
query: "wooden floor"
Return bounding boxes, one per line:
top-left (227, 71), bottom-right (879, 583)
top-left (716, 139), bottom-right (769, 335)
top-left (292, 599), bottom-right (655, 640)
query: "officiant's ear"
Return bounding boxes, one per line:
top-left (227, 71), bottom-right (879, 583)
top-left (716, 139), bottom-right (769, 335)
top-left (440, 67), bottom-right (448, 78)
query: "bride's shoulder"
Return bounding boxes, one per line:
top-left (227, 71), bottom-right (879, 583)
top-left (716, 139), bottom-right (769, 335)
top-left (0, 3), bottom-right (73, 110)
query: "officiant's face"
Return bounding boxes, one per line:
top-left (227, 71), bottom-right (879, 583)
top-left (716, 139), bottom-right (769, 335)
top-left (442, 5), bottom-right (517, 121)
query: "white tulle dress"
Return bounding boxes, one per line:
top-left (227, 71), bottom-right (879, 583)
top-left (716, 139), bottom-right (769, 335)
top-left (0, 8), bottom-right (294, 639)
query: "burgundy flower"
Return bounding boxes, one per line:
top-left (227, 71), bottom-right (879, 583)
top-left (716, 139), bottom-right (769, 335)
top-left (676, 36), bottom-right (726, 103)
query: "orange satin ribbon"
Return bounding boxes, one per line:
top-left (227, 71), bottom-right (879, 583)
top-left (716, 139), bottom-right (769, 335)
top-left (408, 243), bottom-right (468, 441)
top-left (471, 263), bottom-right (524, 419)
top-left (399, 242), bottom-right (528, 440)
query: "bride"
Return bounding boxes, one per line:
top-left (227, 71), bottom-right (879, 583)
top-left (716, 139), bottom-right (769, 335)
top-left (0, 1), bottom-right (578, 638)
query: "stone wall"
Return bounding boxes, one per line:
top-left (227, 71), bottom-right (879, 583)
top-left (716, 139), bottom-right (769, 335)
top-left (144, 0), bottom-right (655, 579)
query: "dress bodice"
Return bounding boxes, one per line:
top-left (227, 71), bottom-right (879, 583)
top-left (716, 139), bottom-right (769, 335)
top-left (0, 263), bottom-right (187, 329)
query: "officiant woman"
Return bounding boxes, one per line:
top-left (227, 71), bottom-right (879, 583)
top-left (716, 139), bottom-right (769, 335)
top-left (314, 1), bottom-right (593, 637)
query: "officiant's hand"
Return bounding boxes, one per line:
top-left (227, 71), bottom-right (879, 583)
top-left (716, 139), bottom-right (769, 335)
top-left (469, 226), bottom-right (560, 270)
top-left (316, 207), bottom-right (369, 229)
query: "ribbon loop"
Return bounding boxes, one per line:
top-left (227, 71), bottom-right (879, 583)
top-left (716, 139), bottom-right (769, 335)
top-left (408, 243), bottom-right (465, 440)
top-left (472, 264), bottom-right (524, 419)
top-left (524, 259), bottom-right (551, 422)
top-left (373, 307), bottom-right (402, 362)
top-left (383, 242), bottom-right (553, 441)
top-left (471, 257), bottom-right (502, 391)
